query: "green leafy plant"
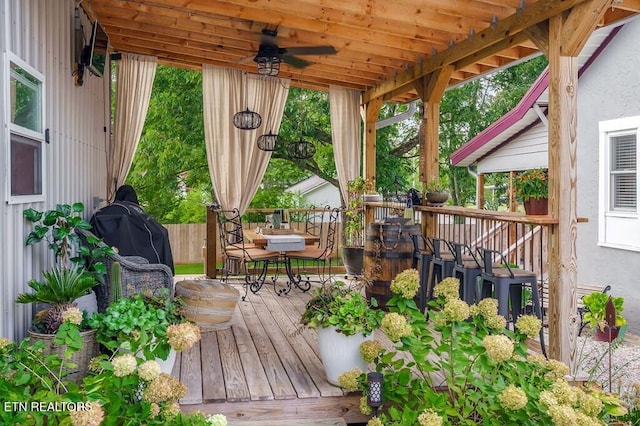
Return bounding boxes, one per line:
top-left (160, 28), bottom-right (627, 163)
top-left (88, 289), bottom-right (187, 361)
top-left (300, 281), bottom-right (383, 336)
top-left (338, 272), bottom-right (627, 425)
top-left (16, 266), bottom-right (96, 333)
top-left (514, 168), bottom-right (548, 201)
top-left (425, 179), bottom-right (447, 194)
top-left (343, 177), bottom-right (368, 247)
top-left (582, 292), bottom-right (626, 331)
top-left (0, 312), bottom-right (211, 425)
top-left (20, 203), bottom-right (115, 333)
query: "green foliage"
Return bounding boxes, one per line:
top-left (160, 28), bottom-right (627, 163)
top-left (343, 177), bottom-right (367, 247)
top-left (582, 292), bottom-right (626, 329)
top-left (300, 281), bottom-right (383, 336)
top-left (0, 320), bottom-right (214, 425)
top-left (514, 168), bottom-right (548, 201)
top-left (109, 261), bottom-right (122, 303)
top-left (24, 203), bottom-right (91, 266)
top-left (344, 274), bottom-right (627, 425)
top-left (88, 290), bottom-right (184, 361)
top-left (16, 266), bottom-right (95, 306)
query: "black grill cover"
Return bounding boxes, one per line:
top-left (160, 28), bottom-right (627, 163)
top-left (90, 191), bottom-right (174, 274)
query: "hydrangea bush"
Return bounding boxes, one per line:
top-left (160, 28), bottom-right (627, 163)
top-left (0, 306), bottom-right (221, 425)
top-left (338, 272), bottom-right (627, 425)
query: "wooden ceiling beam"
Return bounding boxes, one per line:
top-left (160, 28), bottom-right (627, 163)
top-left (561, 0), bottom-right (611, 56)
top-left (362, 0), bottom-right (588, 103)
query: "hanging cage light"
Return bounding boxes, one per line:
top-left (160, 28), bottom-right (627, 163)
top-left (255, 55), bottom-right (281, 77)
top-left (233, 107), bottom-right (262, 130)
top-left (287, 139), bottom-right (316, 159)
top-left (257, 131), bottom-right (280, 152)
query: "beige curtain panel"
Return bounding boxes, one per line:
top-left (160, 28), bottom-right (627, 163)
top-left (202, 66), bottom-right (290, 214)
top-left (107, 53), bottom-right (157, 201)
top-left (329, 85), bottom-right (362, 204)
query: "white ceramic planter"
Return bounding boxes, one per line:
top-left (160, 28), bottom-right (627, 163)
top-left (317, 326), bottom-right (372, 386)
top-left (156, 348), bottom-right (177, 374)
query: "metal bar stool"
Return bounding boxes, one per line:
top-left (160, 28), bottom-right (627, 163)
top-left (410, 234), bottom-right (434, 312)
top-left (451, 242), bottom-right (483, 305)
top-left (480, 248), bottom-right (546, 357)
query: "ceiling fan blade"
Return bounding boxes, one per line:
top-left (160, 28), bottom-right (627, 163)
top-left (281, 55), bottom-right (311, 68)
top-left (283, 46), bottom-right (336, 56)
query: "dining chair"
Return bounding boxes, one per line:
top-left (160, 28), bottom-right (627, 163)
top-left (305, 205), bottom-right (330, 242)
top-left (286, 207), bottom-right (340, 290)
top-left (216, 208), bottom-right (280, 300)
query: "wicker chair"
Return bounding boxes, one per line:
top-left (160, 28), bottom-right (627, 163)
top-left (77, 229), bottom-right (174, 312)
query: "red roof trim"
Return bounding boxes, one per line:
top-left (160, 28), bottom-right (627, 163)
top-left (450, 25), bottom-right (623, 166)
top-left (450, 71), bottom-right (548, 165)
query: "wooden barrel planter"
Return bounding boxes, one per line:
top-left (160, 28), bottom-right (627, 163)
top-left (364, 222), bottom-right (421, 310)
top-left (175, 280), bottom-right (239, 331)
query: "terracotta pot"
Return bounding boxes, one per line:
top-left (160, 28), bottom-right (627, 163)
top-left (594, 325), bottom-right (620, 342)
top-left (523, 197), bottom-right (548, 215)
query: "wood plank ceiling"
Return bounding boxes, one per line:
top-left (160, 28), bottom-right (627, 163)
top-left (85, 0), bottom-right (639, 103)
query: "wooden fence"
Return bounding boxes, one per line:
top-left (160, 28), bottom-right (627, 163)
top-left (165, 223), bottom-right (206, 264)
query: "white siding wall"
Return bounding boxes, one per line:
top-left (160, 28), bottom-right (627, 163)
top-left (477, 122), bottom-right (548, 173)
top-left (0, 0), bottom-right (109, 340)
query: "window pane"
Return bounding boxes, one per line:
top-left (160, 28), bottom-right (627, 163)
top-left (10, 62), bottom-right (42, 132)
top-left (11, 133), bottom-right (42, 196)
top-left (609, 133), bottom-right (637, 211)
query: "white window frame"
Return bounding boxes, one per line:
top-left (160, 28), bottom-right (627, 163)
top-left (598, 115), bottom-right (640, 252)
top-left (4, 52), bottom-right (46, 204)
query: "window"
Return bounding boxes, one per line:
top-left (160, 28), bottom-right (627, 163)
top-left (599, 116), bottom-right (640, 251)
top-left (7, 55), bottom-right (45, 202)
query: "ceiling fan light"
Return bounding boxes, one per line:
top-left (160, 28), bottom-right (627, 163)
top-left (256, 55), bottom-right (280, 76)
top-left (233, 108), bottom-right (262, 130)
top-left (257, 132), bottom-right (279, 151)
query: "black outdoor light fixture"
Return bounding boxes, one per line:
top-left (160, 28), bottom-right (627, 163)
top-left (255, 54), bottom-right (281, 77)
top-left (233, 108), bottom-right (262, 130)
top-left (287, 139), bottom-right (316, 159)
top-left (257, 131), bottom-right (280, 152)
top-left (233, 72), bottom-right (263, 130)
top-left (367, 372), bottom-right (383, 415)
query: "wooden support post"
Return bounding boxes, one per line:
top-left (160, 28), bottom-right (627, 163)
top-left (416, 66), bottom-right (453, 237)
top-left (477, 173), bottom-right (485, 209)
top-left (364, 98), bottom-right (382, 226)
top-left (206, 205), bottom-right (218, 278)
top-left (547, 13), bottom-right (580, 367)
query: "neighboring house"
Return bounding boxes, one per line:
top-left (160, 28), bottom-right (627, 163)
top-left (1, 1), bottom-right (110, 340)
top-left (451, 16), bottom-right (640, 323)
top-left (286, 175), bottom-right (342, 208)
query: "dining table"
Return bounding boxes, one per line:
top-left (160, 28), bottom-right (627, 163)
top-left (243, 228), bottom-right (321, 295)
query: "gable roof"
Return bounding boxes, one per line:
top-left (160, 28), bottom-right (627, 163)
top-left (450, 23), bottom-right (624, 168)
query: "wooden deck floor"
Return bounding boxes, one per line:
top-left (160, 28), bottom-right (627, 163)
top-left (174, 279), bottom-right (370, 424)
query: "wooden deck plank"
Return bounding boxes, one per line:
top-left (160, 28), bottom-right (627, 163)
top-left (249, 291), bottom-right (321, 398)
top-left (260, 288), bottom-right (345, 397)
top-left (237, 295), bottom-right (297, 400)
top-left (179, 341), bottom-right (204, 404)
top-left (200, 331), bottom-right (227, 403)
top-left (218, 327), bottom-right (251, 402)
top-left (181, 395), bottom-right (368, 424)
top-left (228, 304), bottom-right (276, 401)
top-left (230, 418), bottom-right (347, 425)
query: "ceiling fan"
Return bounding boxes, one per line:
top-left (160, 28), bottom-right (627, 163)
top-left (248, 29), bottom-right (336, 76)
